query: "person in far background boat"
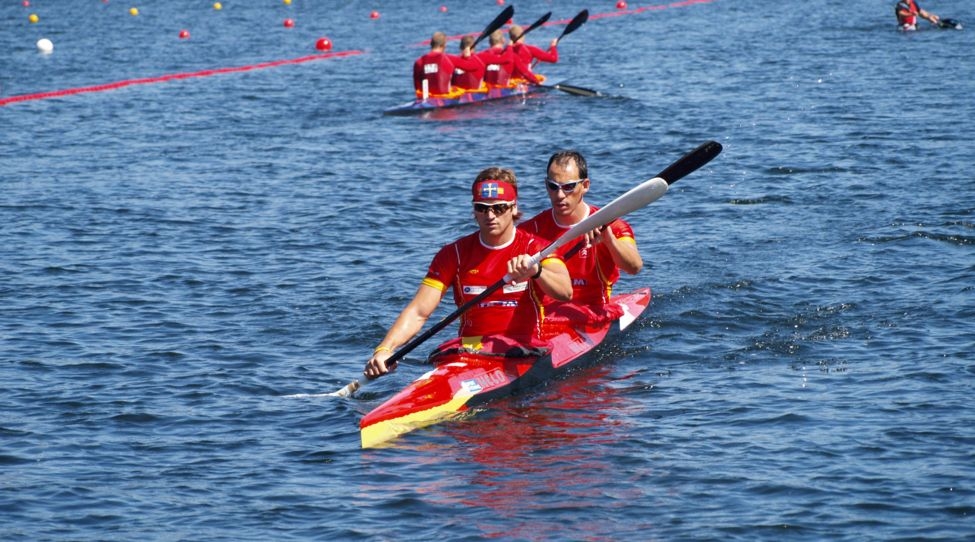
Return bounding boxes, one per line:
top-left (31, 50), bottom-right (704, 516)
top-left (476, 30), bottom-right (540, 88)
top-left (413, 31), bottom-right (455, 98)
top-left (508, 24), bottom-right (557, 85)
top-left (477, 30), bottom-right (516, 88)
top-left (895, 0), bottom-right (940, 31)
top-left (363, 167), bottom-right (572, 379)
top-left (522, 151), bottom-right (643, 330)
top-left (448, 35), bottom-right (487, 92)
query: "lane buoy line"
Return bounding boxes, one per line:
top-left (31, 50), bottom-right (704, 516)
top-left (0, 50), bottom-right (363, 107)
top-left (409, 0), bottom-right (716, 47)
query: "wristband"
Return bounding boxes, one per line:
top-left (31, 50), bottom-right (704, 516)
top-left (373, 345), bottom-right (393, 355)
top-left (532, 265), bottom-right (543, 279)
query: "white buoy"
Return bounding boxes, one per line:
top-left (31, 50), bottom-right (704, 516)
top-left (36, 38), bottom-right (53, 54)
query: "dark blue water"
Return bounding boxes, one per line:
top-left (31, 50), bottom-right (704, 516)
top-left (3, 0), bottom-right (974, 539)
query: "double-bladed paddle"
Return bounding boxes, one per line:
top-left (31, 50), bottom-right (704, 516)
top-left (324, 140), bottom-right (723, 399)
top-left (472, 5), bottom-right (515, 49)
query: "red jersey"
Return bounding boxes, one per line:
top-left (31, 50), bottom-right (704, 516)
top-left (447, 54), bottom-right (486, 90)
top-left (422, 228), bottom-right (559, 340)
top-left (413, 51), bottom-right (454, 96)
top-left (522, 205), bottom-right (635, 307)
top-left (896, 0), bottom-right (917, 26)
top-left (511, 42), bottom-right (558, 67)
top-left (476, 46), bottom-right (514, 87)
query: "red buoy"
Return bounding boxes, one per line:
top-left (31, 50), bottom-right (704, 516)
top-left (315, 37), bottom-right (333, 51)
top-left (179, 29), bottom-right (190, 39)
top-left (283, 18), bottom-right (295, 28)
top-left (369, 10), bottom-right (380, 19)
top-left (616, 0), bottom-right (627, 9)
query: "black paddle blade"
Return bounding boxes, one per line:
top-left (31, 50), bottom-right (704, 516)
top-left (474, 5), bottom-right (515, 48)
top-left (558, 9), bottom-right (589, 42)
top-left (523, 12), bottom-right (553, 37)
top-left (552, 83), bottom-right (601, 97)
top-left (938, 18), bottom-right (962, 29)
top-left (657, 141), bottom-right (723, 185)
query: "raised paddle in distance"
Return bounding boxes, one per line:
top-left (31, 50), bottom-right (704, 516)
top-left (326, 140), bottom-right (723, 398)
top-left (532, 8), bottom-right (588, 68)
top-left (472, 5), bottom-right (515, 49)
top-left (555, 9), bottom-right (589, 46)
top-left (520, 11), bottom-right (553, 39)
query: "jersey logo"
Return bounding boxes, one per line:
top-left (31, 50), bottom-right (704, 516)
top-left (424, 63), bottom-right (439, 74)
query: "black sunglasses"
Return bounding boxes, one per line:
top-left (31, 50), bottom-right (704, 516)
top-left (545, 178), bottom-right (585, 194)
top-left (473, 202), bottom-right (513, 214)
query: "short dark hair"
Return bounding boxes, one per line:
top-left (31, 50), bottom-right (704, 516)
top-left (547, 150), bottom-right (588, 180)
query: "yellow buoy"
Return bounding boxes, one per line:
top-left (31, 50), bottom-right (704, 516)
top-left (213, 2), bottom-right (222, 10)
top-left (129, 7), bottom-right (139, 16)
top-left (283, 0), bottom-right (292, 5)
top-left (29, 13), bottom-right (39, 24)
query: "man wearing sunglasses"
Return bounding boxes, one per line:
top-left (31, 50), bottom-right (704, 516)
top-left (522, 151), bottom-right (643, 323)
top-left (364, 167), bottom-right (572, 379)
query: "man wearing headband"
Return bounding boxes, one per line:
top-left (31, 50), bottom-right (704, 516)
top-left (522, 151), bottom-right (643, 325)
top-left (364, 167), bottom-right (572, 379)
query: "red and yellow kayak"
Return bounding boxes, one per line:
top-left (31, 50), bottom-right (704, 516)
top-left (360, 287), bottom-right (651, 447)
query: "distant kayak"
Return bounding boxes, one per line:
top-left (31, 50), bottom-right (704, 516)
top-left (383, 82), bottom-right (550, 116)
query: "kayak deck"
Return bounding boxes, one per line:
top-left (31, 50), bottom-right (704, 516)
top-left (359, 288), bottom-right (651, 448)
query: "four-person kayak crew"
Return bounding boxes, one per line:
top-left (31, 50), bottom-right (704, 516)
top-left (895, 0), bottom-right (940, 30)
top-left (364, 167), bottom-right (573, 379)
top-left (413, 24), bottom-right (560, 98)
top-left (522, 151), bottom-right (644, 334)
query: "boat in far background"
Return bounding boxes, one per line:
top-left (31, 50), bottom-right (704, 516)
top-left (383, 82), bottom-right (549, 116)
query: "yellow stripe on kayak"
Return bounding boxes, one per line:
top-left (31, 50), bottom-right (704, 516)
top-left (360, 389), bottom-right (475, 448)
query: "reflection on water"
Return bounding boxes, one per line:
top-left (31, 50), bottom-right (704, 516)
top-left (382, 365), bottom-right (658, 539)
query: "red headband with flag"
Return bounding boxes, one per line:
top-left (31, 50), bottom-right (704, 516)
top-left (472, 180), bottom-right (517, 202)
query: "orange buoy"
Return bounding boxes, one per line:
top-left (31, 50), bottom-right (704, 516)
top-left (315, 37), bottom-right (333, 51)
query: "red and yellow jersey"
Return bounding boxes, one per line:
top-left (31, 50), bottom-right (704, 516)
top-left (422, 228), bottom-right (560, 340)
top-left (521, 206), bottom-right (635, 307)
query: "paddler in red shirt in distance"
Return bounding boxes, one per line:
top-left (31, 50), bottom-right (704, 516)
top-left (508, 24), bottom-right (558, 85)
top-left (364, 168), bottom-right (572, 379)
top-left (476, 30), bottom-right (540, 89)
top-left (449, 35), bottom-right (487, 93)
top-left (895, 0), bottom-right (940, 30)
top-left (522, 151), bottom-right (643, 334)
top-left (413, 31), bottom-right (457, 99)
